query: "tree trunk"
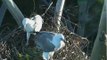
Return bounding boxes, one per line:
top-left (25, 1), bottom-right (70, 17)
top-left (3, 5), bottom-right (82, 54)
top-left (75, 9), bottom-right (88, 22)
top-left (105, 0), bottom-right (107, 58)
top-left (90, 1), bottom-right (106, 60)
top-left (77, 0), bottom-right (96, 36)
top-left (105, 33), bottom-right (107, 59)
top-left (77, 0), bottom-right (88, 36)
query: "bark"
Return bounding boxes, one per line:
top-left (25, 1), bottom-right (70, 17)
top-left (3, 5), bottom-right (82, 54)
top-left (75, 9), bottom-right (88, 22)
top-left (90, 1), bottom-right (106, 60)
top-left (77, 0), bottom-right (96, 36)
top-left (53, 0), bottom-right (65, 32)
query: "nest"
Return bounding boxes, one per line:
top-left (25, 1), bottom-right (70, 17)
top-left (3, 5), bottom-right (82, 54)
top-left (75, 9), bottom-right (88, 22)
top-left (0, 23), bottom-right (89, 60)
top-left (53, 27), bottom-right (89, 60)
top-left (0, 0), bottom-right (90, 60)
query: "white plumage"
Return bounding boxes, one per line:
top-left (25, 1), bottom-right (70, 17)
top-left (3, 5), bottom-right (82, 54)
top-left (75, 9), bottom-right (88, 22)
top-left (34, 32), bottom-right (65, 60)
top-left (22, 15), bottom-right (43, 45)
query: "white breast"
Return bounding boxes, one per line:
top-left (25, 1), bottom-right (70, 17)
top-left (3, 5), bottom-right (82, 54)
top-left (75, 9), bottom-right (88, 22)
top-left (58, 41), bottom-right (65, 50)
top-left (31, 15), bottom-right (43, 32)
top-left (22, 15), bottom-right (43, 32)
top-left (22, 18), bottom-right (35, 32)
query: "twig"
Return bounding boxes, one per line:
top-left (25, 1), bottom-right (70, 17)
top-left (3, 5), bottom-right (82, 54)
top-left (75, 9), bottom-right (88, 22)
top-left (42, 2), bottom-right (53, 17)
top-left (0, 26), bottom-right (22, 41)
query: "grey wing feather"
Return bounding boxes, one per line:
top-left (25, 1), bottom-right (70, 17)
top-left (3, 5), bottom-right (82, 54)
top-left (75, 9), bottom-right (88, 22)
top-left (35, 32), bottom-right (56, 52)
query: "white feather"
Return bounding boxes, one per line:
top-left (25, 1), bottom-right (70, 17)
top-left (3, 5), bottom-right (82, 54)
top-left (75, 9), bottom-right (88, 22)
top-left (58, 41), bottom-right (65, 50)
top-left (22, 15), bottom-right (43, 45)
top-left (42, 34), bottom-right (65, 60)
top-left (22, 18), bottom-right (35, 32)
top-left (42, 52), bottom-right (49, 60)
top-left (51, 34), bottom-right (65, 49)
top-left (32, 15), bottom-right (43, 32)
top-left (43, 51), bottom-right (54, 60)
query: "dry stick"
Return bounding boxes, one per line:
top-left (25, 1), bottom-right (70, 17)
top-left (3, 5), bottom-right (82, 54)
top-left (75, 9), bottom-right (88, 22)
top-left (2, 0), bottom-right (24, 27)
top-left (0, 27), bottom-right (21, 41)
top-left (42, 2), bottom-right (53, 17)
top-left (0, 2), bottom-right (7, 26)
top-left (53, 0), bottom-right (65, 32)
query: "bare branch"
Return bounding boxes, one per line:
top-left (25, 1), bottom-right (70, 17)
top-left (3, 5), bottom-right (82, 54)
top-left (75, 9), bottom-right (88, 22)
top-left (2, 0), bottom-right (24, 27)
top-left (53, 0), bottom-right (65, 32)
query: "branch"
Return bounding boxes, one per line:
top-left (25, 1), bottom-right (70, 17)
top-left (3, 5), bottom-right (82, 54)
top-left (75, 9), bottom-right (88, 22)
top-left (53, 0), bottom-right (65, 32)
top-left (2, 0), bottom-right (24, 27)
top-left (105, 34), bottom-right (107, 58)
top-left (90, 1), bottom-right (106, 60)
top-left (0, 2), bottom-right (7, 26)
top-left (105, 0), bottom-right (107, 58)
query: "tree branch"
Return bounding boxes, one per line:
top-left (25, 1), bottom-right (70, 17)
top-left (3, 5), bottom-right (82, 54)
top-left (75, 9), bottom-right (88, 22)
top-left (53, 0), bottom-right (65, 32)
top-left (90, 1), bottom-right (106, 60)
top-left (2, 0), bottom-right (24, 27)
top-left (0, 2), bottom-right (7, 26)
